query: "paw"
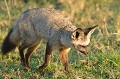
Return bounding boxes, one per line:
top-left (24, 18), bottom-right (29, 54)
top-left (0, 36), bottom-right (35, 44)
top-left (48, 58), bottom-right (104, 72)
top-left (23, 67), bottom-right (30, 71)
top-left (36, 68), bottom-right (44, 73)
top-left (21, 62), bottom-right (26, 66)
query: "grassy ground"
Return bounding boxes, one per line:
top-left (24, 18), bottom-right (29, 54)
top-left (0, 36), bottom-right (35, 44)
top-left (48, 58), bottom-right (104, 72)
top-left (0, 0), bottom-right (120, 79)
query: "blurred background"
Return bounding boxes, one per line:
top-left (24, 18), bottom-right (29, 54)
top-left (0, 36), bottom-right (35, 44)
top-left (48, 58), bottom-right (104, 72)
top-left (0, 0), bottom-right (120, 79)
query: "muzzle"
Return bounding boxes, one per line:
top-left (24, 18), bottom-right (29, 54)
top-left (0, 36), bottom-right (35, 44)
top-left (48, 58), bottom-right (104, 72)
top-left (77, 45), bottom-right (88, 55)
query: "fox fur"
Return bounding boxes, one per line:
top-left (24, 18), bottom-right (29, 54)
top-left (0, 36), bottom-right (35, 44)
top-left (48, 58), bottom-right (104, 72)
top-left (1, 8), bottom-right (97, 72)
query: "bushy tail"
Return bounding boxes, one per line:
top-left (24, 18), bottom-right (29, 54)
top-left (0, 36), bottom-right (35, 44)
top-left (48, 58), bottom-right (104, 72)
top-left (1, 28), bottom-right (17, 55)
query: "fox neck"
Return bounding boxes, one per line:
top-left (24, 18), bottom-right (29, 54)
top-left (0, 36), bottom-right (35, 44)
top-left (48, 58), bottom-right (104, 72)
top-left (60, 25), bottom-right (77, 48)
top-left (60, 32), bottom-right (73, 48)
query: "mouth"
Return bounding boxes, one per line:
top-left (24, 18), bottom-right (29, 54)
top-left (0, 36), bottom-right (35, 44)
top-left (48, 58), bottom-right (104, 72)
top-left (79, 50), bottom-right (88, 55)
top-left (73, 45), bottom-right (88, 55)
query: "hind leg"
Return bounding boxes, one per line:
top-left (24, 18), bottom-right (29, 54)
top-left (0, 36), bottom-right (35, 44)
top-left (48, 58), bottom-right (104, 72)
top-left (18, 46), bottom-right (27, 66)
top-left (18, 42), bottom-right (33, 66)
top-left (25, 40), bottom-right (42, 68)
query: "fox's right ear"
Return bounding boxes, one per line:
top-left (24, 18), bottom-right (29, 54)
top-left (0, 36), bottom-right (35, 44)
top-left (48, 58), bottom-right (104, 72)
top-left (71, 28), bottom-right (84, 40)
top-left (84, 25), bottom-right (98, 38)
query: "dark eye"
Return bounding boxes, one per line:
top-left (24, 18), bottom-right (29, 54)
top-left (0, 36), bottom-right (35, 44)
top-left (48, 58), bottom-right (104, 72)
top-left (76, 32), bottom-right (79, 38)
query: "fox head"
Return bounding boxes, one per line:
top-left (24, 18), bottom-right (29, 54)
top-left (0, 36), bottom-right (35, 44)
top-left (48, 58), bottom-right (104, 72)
top-left (60, 25), bottom-right (98, 55)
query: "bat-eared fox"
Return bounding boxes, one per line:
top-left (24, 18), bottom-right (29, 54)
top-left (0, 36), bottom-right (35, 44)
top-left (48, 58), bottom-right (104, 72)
top-left (1, 8), bottom-right (97, 72)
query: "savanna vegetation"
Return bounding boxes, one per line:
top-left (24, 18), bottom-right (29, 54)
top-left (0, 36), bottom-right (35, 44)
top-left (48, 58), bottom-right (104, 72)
top-left (0, 0), bottom-right (120, 79)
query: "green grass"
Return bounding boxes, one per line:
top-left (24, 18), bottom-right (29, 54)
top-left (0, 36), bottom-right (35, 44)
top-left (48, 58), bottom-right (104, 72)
top-left (0, 0), bottom-right (120, 79)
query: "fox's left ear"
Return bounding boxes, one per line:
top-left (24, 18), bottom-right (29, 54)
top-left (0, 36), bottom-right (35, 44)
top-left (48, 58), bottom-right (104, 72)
top-left (84, 25), bottom-right (98, 38)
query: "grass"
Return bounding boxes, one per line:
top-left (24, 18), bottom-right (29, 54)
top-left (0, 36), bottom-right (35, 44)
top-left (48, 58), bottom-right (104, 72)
top-left (0, 0), bottom-right (120, 79)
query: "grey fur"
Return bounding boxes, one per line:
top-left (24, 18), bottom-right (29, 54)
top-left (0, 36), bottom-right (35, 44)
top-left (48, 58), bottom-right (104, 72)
top-left (10, 8), bottom-right (77, 49)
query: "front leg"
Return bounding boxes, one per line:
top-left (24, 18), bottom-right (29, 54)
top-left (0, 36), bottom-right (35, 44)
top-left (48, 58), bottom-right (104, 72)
top-left (37, 42), bottom-right (52, 72)
top-left (59, 48), bottom-right (70, 72)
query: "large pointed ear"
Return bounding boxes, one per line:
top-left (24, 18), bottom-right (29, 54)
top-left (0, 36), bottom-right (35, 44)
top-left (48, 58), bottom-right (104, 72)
top-left (71, 28), bottom-right (84, 40)
top-left (84, 25), bottom-right (98, 38)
